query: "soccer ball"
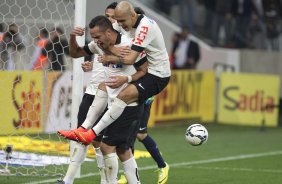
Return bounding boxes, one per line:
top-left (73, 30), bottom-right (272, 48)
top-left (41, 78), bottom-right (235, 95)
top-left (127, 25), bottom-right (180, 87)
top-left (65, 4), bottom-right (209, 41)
top-left (185, 124), bottom-right (208, 146)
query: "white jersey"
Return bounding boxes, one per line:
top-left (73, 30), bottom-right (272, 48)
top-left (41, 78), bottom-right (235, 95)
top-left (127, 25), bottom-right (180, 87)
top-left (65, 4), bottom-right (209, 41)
top-left (112, 21), bottom-right (134, 39)
top-left (106, 33), bottom-right (138, 107)
top-left (131, 15), bottom-right (171, 78)
top-left (85, 34), bottom-right (139, 107)
top-left (84, 54), bottom-right (106, 95)
top-left (112, 19), bottom-right (147, 69)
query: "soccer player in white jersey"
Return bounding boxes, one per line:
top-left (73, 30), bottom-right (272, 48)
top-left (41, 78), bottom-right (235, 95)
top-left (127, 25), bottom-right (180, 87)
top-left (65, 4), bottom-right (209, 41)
top-left (57, 3), bottom-right (139, 184)
top-left (56, 26), bottom-right (107, 184)
top-left (73, 1), bottom-right (171, 184)
top-left (59, 15), bottom-right (147, 183)
top-left (116, 6), bottom-right (169, 184)
top-left (86, 15), bottom-right (146, 184)
top-left (61, 4), bottom-right (167, 184)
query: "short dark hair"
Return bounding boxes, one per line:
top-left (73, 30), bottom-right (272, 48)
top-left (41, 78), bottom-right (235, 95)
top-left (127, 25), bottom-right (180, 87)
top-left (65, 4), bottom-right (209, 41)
top-left (134, 7), bottom-right (145, 15)
top-left (89, 15), bottom-right (113, 32)
top-left (52, 26), bottom-right (64, 34)
top-left (0, 23), bottom-right (4, 32)
top-left (106, 2), bottom-right (118, 10)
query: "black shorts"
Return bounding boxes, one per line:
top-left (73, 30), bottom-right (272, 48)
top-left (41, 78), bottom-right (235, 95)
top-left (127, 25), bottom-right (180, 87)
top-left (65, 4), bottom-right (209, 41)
top-left (77, 93), bottom-right (95, 127)
top-left (102, 105), bottom-right (142, 150)
top-left (138, 102), bottom-right (152, 134)
top-left (131, 73), bottom-right (170, 104)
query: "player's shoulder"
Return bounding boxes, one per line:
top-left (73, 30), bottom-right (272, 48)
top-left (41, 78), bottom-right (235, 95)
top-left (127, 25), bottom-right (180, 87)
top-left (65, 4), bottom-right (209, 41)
top-left (139, 15), bottom-right (156, 26)
top-left (120, 34), bottom-right (132, 45)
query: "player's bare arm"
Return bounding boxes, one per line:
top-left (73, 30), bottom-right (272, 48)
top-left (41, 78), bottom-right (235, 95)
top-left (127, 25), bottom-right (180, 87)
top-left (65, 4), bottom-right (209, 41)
top-left (108, 45), bottom-right (131, 57)
top-left (106, 61), bottom-right (148, 88)
top-left (69, 27), bottom-right (88, 58)
top-left (98, 49), bottom-right (139, 65)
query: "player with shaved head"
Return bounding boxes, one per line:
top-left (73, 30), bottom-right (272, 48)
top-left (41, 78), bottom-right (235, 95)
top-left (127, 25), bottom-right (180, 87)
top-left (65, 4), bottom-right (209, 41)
top-left (73, 1), bottom-right (171, 183)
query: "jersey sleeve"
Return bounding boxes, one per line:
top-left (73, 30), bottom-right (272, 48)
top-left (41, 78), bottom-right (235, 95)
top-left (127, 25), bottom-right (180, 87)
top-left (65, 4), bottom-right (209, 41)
top-left (134, 51), bottom-right (147, 68)
top-left (84, 41), bottom-right (103, 55)
top-left (131, 20), bottom-right (154, 53)
top-left (112, 21), bottom-right (122, 32)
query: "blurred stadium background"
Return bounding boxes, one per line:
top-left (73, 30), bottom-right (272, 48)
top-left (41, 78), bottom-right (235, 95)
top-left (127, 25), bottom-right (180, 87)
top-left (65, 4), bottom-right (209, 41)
top-left (0, 0), bottom-right (282, 183)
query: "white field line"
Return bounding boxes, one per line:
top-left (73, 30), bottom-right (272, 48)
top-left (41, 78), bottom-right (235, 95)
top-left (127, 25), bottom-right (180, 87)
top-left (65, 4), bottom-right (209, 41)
top-left (24, 150), bottom-right (282, 184)
top-left (183, 166), bottom-right (282, 174)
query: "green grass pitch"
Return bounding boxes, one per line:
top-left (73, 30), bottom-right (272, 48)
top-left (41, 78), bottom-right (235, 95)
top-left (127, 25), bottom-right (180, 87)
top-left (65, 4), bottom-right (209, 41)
top-left (1, 123), bottom-right (282, 184)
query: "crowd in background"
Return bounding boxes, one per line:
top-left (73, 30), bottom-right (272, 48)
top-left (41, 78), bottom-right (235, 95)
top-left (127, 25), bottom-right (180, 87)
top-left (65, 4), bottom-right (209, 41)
top-left (0, 23), bottom-right (69, 71)
top-left (0, 23), bottom-right (25, 70)
top-left (154, 0), bottom-right (282, 51)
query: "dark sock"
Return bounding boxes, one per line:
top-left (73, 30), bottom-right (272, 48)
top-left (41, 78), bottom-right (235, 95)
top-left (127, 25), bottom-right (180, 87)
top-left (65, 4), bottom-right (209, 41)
top-left (141, 135), bottom-right (166, 168)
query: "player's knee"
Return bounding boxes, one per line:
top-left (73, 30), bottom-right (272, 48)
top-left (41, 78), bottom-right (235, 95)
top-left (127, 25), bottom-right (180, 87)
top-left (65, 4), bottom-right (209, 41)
top-left (116, 148), bottom-right (126, 156)
top-left (137, 133), bottom-right (147, 141)
top-left (117, 90), bottom-right (130, 102)
top-left (100, 143), bottom-right (115, 155)
top-left (116, 148), bottom-right (132, 162)
top-left (92, 140), bottom-right (101, 148)
top-left (70, 146), bottom-right (87, 163)
top-left (98, 82), bottom-right (107, 91)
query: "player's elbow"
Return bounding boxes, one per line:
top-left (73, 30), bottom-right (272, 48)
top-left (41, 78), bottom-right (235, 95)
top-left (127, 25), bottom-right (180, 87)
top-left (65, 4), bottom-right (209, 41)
top-left (69, 48), bottom-right (82, 58)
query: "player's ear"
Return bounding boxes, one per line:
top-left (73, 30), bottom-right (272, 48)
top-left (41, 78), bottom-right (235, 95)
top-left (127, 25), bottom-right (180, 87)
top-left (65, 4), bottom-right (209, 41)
top-left (105, 28), bottom-right (111, 37)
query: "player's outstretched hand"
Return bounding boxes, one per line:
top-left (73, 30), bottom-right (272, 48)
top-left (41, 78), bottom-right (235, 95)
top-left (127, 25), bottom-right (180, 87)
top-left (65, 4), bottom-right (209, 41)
top-left (70, 27), bottom-right (85, 36)
top-left (105, 76), bottom-right (127, 88)
top-left (81, 61), bottom-right (92, 72)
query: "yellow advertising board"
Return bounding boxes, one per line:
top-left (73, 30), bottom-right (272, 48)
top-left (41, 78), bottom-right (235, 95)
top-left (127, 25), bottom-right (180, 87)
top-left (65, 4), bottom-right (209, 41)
top-left (218, 73), bottom-right (280, 127)
top-left (149, 70), bottom-right (215, 126)
top-left (0, 71), bottom-right (43, 134)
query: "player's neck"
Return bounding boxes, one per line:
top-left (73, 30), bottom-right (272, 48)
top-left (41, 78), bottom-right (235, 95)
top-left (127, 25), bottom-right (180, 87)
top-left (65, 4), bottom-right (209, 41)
top-left (111, 32), bottom-right (118, 45)
top-left (132, 14), bottom-right (138, 28)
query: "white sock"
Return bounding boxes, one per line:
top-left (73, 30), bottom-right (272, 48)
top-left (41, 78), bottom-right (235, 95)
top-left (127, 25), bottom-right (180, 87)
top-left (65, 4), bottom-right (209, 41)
top-left (95, 147), bottom-right (106, 184)
top-left (81, 89), bottom-right (108, 129)
top-left (122, 156), bottom-right (141, 184)
top-left (63, 143), bottom-right (87, 184)
top-left (104, 153), bottom-right (119, 184)
top-left (93, 98), bottom-right (127, 134)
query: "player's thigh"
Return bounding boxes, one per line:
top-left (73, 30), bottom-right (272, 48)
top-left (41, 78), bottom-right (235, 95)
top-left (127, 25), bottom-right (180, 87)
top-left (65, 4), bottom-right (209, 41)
top-left (100, 142), bottom-right (116, 155)
top-left (117, 84), bottom-right (139, 104)
top-left (132, 73), bottom-right (170, 104)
